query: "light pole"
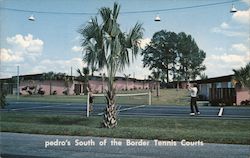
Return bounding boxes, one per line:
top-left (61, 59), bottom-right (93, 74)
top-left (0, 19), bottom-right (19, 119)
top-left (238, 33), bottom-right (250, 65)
top-left (17, 65), bottom-right (20, 100)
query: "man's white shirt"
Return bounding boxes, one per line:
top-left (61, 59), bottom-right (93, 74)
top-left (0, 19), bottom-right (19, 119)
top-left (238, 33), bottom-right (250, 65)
top-left (189, 87), bottom-right (198, 97)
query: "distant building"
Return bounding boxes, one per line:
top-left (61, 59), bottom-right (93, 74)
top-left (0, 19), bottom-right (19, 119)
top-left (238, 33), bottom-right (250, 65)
top-left (193, 75), bottom-right (234, 101)
top-left (1, 73), bottom-right (158, 96)
top-left (165, 75), bottom-right (250, 106)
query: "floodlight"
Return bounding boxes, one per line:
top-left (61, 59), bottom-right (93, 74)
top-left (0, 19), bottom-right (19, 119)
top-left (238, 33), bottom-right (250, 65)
top-left (154, 14), bottom-right (161, 22)
top-left (28, 15), bottom-right (35, 21)
top-left (230, 4), bottom-right (237, 13)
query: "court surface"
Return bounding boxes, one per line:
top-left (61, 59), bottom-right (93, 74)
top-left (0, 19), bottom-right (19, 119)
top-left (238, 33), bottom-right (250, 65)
top-left (2, 101), bottom-right (250, 119)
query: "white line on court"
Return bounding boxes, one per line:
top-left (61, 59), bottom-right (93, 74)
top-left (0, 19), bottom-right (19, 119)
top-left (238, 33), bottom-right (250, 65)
top-left (218, 107), bottom-right (224, 117)
top-left (97, 105), bottom-right (146, 116)
top-left (11, 105), bottom-right (61, 111)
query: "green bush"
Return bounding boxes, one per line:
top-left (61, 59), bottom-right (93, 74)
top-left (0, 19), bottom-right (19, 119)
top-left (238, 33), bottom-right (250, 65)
top-left (0, 82), bottom-right (7, 109)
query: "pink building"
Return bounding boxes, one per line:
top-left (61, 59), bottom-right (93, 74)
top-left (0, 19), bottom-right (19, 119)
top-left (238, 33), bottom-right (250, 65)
top-left (236, 88), bottom-right (250, 105)
top-left (6, 73), bottom-right (155, 96)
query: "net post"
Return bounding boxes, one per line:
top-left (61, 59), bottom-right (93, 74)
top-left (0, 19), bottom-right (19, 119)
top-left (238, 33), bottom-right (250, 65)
top-left (87, 92), bottom-right (90, 117)
top-left (148, 90), bottom-right (152, 105)
top-left (17, 65), bottom-right (20, 101)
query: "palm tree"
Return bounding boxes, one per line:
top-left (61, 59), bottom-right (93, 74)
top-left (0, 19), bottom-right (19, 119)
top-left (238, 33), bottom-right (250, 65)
top-left (77, 67), bottom-right (90, 95)
top-left (200, 73), bottom-right (208, 80)
top-left (100, 73), bottom-right (106, 93)
top-left (63, 74), bottom-right (73, 95)
top-left (91, 66), bottom-right (98, 77)
top-left (233, 62), bottom-right (250, 89)
top-left (151, 70), bottom-right (161, 97)
top-left (42, 71), bottom-right (55, 95)
top-left (124, 74), bottom-right (131, 91)
top-left (79, 2), bottom-right (143, 128)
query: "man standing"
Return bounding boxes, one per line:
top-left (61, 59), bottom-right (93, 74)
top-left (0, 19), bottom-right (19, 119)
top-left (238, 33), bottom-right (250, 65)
top-left (188, 83), bottom-right (200, 116)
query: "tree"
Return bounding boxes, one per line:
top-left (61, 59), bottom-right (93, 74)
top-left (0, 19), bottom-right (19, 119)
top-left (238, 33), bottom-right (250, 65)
top-left (142, 31), bottom-right (206, 82)
top-left (57, 72), bottom-right (73, 95)
top-left (142, 30), bottom-right (178, 83)
top-left (233, 62), bottom-right (250, 89)
top-left (0, 81), bottom-right (7, 109)
top-left (64, 75), bottom-right (73, 95)
top-left (123, 74), bottom-right (131, 91)
top-left (150, 70), bottom-right (161, 97)
top-left (41, 71), bottom-right (55, 95)
top-left (200, 73), bottom-right (208, 80)
top-left (90, 66), bottom-right (98, 77)
top-left (99, 73), bottom-right (106, 93)
top-left (78, 2), bottom-right (143, 128)
top-left (177, 32), bottom-right (206, 81)
top-left (77, 67), bottom-right (90, 95)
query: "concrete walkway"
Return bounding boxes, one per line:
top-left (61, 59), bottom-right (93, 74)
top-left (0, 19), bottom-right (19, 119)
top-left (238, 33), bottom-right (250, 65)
top-left (1, 132), bottom-right (249, 158)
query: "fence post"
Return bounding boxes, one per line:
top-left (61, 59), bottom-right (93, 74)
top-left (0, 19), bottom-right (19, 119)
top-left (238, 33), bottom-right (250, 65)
top-left (149, 91), bottom-right (152, 105)
top-left (87, 92), bottom-right (90, 117)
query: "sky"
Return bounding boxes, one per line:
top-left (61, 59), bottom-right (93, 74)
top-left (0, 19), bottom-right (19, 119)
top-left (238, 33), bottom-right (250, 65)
top-left (0, 0), bottom-right (249, 80)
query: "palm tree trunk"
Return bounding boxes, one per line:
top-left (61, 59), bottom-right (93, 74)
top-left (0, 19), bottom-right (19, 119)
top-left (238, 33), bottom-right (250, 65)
top-left (166, 69), bottom-right (169, 83)
top-left (102, 89), bottom-right (117, 128)
top-left (49, 80), bottom-right (52, 95)
top-left (156, 81), bottom-right (160, 97)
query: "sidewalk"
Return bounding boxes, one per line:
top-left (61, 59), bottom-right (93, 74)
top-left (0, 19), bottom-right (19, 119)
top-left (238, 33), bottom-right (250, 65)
top-left (0, 132), bottom-right (249, 158)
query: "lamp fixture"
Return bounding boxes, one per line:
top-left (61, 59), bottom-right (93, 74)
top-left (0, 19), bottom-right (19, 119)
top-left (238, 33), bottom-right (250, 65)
top-left (28, 15), bottom-right (35, 21)
top-left (230, 4), bottom-right (237, 13)
top-left (154, 14), bottom-right (161, 22)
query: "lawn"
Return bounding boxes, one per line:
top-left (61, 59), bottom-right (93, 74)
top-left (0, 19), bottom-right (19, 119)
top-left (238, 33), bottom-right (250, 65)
top-left (6, 89), bottom-right (190, 106)
top-left (1, 112), bottom-right (249, 145)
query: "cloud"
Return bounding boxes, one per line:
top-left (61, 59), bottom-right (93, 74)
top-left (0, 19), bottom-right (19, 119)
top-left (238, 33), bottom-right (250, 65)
top-left (231, 43), bottom-right (249, 53)
top-left (7, 34), bottom-right (44, 54)
top-left (117, 55), bottom-right (151, 79)
top-left (232, 8), bottom-right (250, 24)
top-left (214, 47), bottom-right (226, 52)
top-left (242, 0), bottom-right (250, 5)
top-left (210, 27), bottom-right (247, 37)
top-left (140, 38), bottom-right (151, 49)
top-left (220, 22), bottom-right (229, 29)
top-left (0, 48), bottom-right (23, 62)
top-left (209, 54), bottom-right (246, 63)
top-left (205, 39), bottom-right (250, 78)
top-left (30, 57), bottom-right (86, 75)
top-left (71, 46), bottom-right (83, 52)
top-left (204, 52), bottom-right (250, 77)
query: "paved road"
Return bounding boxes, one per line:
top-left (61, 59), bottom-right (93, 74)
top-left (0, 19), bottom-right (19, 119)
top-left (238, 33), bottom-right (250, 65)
top-left (1, 132), bottom-right (249, 158)
top-left (1, 101), bottom-right (250, 119)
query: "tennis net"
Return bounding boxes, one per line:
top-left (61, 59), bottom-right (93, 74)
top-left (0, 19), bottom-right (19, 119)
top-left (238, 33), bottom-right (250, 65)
top-left (86, 92), bottom-right (151, 117)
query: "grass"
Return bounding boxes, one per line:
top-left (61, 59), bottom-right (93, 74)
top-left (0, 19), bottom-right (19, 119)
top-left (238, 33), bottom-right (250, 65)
top-left (152, 89), bottom-right (189, 105)
top-left (6, 89), bottom-right (190, 105)
top-left (1, 112), bottom-right (250, 145)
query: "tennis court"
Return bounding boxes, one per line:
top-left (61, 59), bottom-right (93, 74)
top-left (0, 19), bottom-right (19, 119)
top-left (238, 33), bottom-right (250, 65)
top-left (2, 100), bottom-right (250, 119)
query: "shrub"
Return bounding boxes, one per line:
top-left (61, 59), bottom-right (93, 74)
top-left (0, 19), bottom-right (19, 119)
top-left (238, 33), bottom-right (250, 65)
top-left (29, 86), bottom-right (35, 90)
top-left (27, 90), bottom-right (33, 95)
top-left (0, 93), bottom-right (7, 109)
top-left (241, 100), bottom-right (250, 106)
top-left (38, 88), bottom-right (45, 95)
top-left (0, 82), bottom-right (7, 109)
top-left (21, 86), bottom-right (28, 91)
top-left (52, 90), bottom-right (57, 95)
top-left (63, 90), bottom-right (68, 95)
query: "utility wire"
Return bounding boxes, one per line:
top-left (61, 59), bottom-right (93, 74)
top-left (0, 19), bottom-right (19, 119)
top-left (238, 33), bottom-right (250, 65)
top-left (0, 0), bottom-right (239, 15)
